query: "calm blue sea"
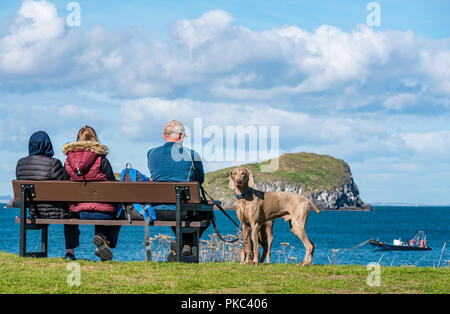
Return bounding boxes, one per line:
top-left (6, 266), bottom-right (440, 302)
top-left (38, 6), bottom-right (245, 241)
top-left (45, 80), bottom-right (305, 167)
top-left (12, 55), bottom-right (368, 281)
top-left (0, 204), bottom-right (448, 267)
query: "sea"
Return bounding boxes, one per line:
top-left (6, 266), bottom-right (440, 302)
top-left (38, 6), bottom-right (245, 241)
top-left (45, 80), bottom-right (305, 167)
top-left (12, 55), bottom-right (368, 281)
top-left (0, 203), bottom-right (448, 267)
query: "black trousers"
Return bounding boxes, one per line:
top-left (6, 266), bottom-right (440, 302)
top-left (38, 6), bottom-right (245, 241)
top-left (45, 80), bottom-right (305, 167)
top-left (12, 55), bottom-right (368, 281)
top-left (64, 211), bottom-right (121, 250)
top-left (155, 210), bottom-right (213, 246)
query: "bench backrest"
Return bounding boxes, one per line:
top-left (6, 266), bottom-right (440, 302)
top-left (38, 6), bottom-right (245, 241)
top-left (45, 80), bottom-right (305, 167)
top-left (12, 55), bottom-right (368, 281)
top-left (12, 180), bottom-right (201, 204)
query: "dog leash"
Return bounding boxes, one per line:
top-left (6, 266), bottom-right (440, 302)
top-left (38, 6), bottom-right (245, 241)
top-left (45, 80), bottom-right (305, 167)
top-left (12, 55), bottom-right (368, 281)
top-left (200, 186), bottom-right (242, 243)
top-left (201, 186), bottom-right (242, 230)
top-left (210, 216), bottom-right (241, 243)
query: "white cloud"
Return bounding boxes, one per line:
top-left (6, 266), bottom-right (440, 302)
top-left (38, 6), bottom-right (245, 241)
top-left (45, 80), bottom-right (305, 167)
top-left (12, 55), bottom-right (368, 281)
top-left (401, 131), bottom-right (450, 155)
top-left (276, 25), bottom-right (391, 93)
top-left (0, 3), bottom-right (448, 115)
top-left (119, 97), bottom-right (390, 152)
top-left (382, 93), bottom-right (417, 110)
top-left (172, 10), bottom-right (235, 51)
top-left (0, 102), bottom-right (111, 151)
top-left (419, 49), bottom-right (450, 95)
top-left (0, 0), bottom-right (65, 74)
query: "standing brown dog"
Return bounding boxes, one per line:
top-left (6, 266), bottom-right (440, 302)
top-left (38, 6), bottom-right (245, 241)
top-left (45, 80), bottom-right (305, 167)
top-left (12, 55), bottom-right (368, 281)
top-left (230, 167), bottom-right (320, 266)
top-left (240, 218), bottom-right (274, 264)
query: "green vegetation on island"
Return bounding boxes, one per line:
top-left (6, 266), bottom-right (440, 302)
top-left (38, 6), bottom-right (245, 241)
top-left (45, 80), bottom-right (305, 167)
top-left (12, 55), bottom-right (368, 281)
top-left (203, 152), bottom-right (367, 209)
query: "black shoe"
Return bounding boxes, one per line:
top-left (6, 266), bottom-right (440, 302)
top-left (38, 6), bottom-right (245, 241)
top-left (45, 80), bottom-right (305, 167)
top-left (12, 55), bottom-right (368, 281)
top-left (64, 253), bottom-right (76, 260)
top-left (93, 234), bottom-right (113, 261)
top-left (167, 252), bottom-right (176, 262)
top-left (182, 244), bottom-right (192, 256)
top-left (167, 241), bottom-right (177, 262)
top-left (166, 242), bottom-right (192, 261)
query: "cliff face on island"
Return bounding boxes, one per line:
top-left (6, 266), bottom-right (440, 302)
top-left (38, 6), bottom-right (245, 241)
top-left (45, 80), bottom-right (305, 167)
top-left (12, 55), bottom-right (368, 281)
top-left (203, 152), bottom-right (372, 210)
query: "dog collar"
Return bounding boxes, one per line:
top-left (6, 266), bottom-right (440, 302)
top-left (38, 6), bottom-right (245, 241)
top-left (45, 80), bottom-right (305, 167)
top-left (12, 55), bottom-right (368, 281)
top-left (235, 188), bottom-right (253, 200)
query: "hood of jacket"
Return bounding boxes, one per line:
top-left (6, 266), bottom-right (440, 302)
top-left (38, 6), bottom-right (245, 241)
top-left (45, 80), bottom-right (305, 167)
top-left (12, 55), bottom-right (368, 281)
top-left (63, 141), bottom-right (108, 175)
top-left (28, 131), bottom-right (54, 157)
top-left (62, 141), bottom-right (108, 155)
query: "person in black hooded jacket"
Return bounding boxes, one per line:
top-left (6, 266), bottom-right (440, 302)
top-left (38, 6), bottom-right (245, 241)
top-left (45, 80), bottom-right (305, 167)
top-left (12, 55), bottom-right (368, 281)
top-left (16, 131), bottom-right (70, 219)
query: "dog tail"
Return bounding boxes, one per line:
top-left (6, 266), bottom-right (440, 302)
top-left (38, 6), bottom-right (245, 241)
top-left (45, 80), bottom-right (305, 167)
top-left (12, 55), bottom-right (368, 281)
top-left (309, 200), bottom-right (321, 214)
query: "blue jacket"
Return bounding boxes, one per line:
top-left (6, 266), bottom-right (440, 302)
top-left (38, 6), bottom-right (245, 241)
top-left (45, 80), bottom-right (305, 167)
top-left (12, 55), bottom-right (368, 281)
top-left (147, 142), bottom-right (204, 210)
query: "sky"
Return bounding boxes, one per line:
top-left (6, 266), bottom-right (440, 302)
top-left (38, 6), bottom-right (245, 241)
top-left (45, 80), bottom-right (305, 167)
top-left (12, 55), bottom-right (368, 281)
top-left (0, 0), bottom-right (449, 205)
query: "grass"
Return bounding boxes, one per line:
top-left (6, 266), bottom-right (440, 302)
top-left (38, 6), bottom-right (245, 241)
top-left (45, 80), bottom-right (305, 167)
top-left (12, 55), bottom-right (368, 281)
top-left (0, 252), bottom-right (448, 294)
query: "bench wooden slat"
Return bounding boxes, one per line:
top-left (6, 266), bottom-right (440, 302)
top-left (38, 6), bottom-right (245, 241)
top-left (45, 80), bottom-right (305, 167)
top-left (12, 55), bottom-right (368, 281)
top-left (12, 180), bottom-right (201, 203)
top-left (14, 217), bottom-right (210, 227)
top-left (7, 200), bottom-right (218, 209)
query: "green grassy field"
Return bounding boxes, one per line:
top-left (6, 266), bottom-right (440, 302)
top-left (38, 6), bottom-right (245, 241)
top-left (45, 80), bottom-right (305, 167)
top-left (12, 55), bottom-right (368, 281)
top-left (0, 252), bottom-right (448, 294)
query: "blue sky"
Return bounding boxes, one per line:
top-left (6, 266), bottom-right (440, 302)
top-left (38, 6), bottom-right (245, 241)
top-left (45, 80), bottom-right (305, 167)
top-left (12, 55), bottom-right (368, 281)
top-left (1, 1), bottom-right (449, 38)
top-left (0, 0), bottom-right (449, 204)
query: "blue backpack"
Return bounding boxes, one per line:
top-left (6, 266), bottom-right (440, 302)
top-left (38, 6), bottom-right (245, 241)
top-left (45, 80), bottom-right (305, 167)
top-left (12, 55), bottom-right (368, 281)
top-left (118, 163), bottom-right (156, 222)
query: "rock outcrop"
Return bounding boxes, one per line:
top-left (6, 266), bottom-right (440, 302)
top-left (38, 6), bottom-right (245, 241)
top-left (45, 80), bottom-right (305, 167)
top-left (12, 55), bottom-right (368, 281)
top-left (203, 152), bottom-right (372, 210)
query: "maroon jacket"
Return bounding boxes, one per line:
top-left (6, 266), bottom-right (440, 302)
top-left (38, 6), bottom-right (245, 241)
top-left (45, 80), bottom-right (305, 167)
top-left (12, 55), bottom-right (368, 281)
top-left (63, 141), bottom-right (116, 213)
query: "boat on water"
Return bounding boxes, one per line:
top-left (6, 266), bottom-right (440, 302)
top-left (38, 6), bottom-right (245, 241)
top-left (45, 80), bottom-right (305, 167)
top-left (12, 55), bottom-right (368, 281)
top-left (369, 231), bottom-right (432, 251)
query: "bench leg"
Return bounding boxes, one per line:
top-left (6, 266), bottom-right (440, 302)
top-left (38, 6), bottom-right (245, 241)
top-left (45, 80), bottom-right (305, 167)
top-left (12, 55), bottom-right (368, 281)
top-left (19, 185), bottom-right (48, 258)
top-left (144, 216), bottom-right (152, 261)
top-left (178, 227), bottom-right (200, 263)
top-left (21, 224), bottom-right (48, 258)
top-left (41, 226), bottom-right (48, 257)
top-left (175, 189), bottom-right (183, 262)
top-left (19, 188), bottom-right (27, 257)
top-left (191, 228), bottom-right (201, 263)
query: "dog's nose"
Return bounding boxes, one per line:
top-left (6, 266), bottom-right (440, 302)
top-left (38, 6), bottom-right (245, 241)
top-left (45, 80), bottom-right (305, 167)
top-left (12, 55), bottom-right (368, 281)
top-left (236, 179), bottom-right (243, 185)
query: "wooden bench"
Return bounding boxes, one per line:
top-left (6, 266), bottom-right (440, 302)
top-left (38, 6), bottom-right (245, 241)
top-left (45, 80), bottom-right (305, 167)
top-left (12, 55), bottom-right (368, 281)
top-left (11, 180), bottom-right (219, 263)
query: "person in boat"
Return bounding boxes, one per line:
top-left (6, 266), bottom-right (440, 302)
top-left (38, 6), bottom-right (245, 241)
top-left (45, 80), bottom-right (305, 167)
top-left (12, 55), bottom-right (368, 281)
top-left (62, 126), bottom-right (120, 261)
top-left (147, 120), bottom-right (210, 260)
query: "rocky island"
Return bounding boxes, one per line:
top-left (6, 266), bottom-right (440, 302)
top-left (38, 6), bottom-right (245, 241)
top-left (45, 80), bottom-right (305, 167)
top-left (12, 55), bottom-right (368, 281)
top-left (203, 152), bottom-right (372, 211)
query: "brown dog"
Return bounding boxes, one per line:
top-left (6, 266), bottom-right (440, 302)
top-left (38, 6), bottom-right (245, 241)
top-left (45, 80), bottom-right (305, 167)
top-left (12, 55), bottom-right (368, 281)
top-left (240, 219), bottom-right (274, 264)
top-left (230, 167), bottom-right (320, 266)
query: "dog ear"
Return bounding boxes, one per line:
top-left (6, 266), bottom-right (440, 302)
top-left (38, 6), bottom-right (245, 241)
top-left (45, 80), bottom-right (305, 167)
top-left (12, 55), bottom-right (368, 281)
top-left (228, 171), bottom-right (235, 190)
top-left (246, 168), bottom-right (254, 187)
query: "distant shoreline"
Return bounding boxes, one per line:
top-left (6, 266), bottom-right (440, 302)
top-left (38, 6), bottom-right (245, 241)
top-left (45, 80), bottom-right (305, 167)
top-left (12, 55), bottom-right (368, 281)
top-left (213, 204), bottom-right (448, 210)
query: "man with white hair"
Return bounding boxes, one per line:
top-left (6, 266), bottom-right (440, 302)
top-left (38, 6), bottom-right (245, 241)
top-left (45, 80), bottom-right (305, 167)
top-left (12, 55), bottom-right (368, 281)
top-left (147, 120), bottom-right (204, 183)
top-left (147, 120), bottom-right (209, 260)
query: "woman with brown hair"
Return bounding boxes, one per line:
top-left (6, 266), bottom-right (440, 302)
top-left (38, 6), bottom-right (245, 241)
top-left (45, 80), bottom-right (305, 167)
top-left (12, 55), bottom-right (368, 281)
top-left (63, 125), bottom-right (120, 261)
